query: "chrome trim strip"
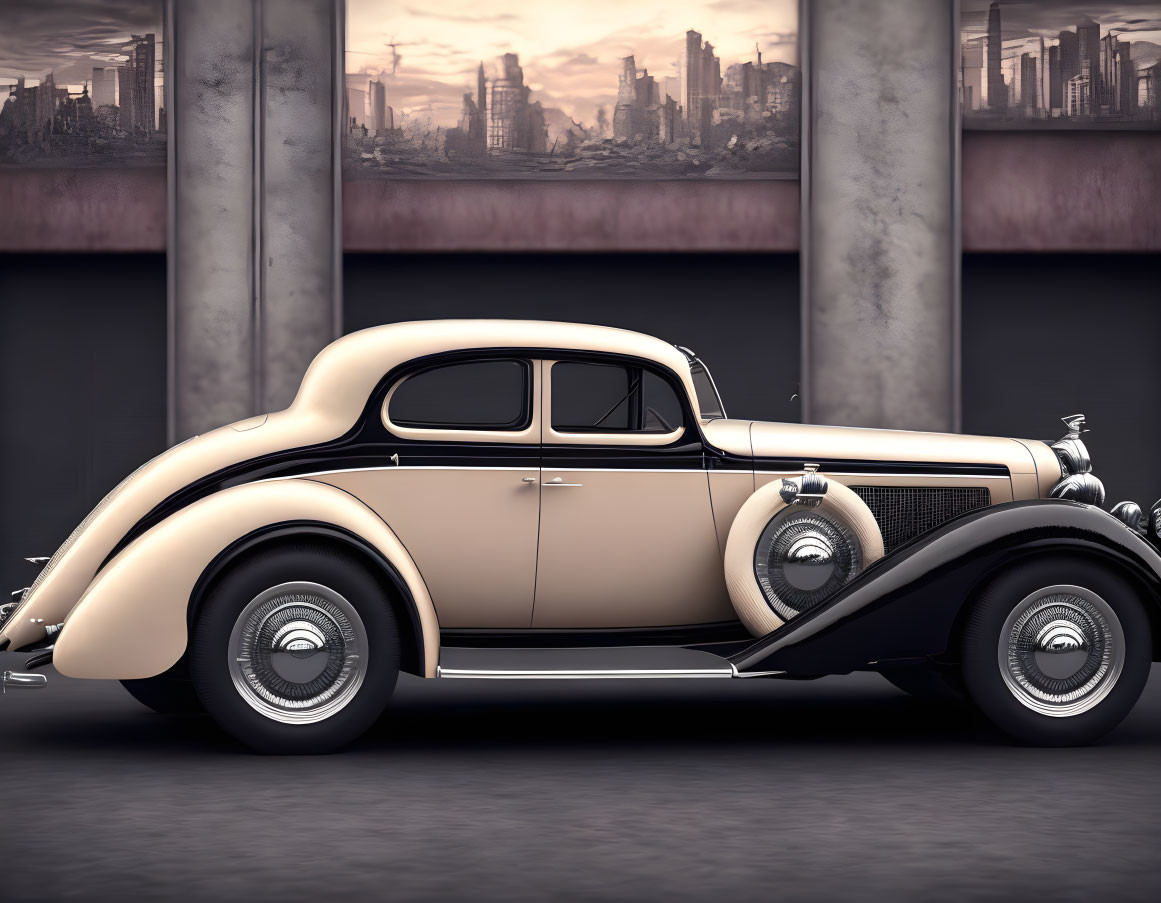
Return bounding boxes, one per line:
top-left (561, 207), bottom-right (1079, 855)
top-left (261, 466), bottom-right (1012, 482)
top-left (764, 471), bottom-right (1009, 480)
top-left (436, 666), bottom-right (736, 680)
top-left (255, 465), bottom-right (538, 482)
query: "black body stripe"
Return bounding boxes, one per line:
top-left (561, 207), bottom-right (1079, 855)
top-left (104, 345), bottom-right (1012, 564)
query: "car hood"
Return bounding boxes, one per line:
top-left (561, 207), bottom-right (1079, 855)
top-left (702, 418), bottom-right (1059, 483)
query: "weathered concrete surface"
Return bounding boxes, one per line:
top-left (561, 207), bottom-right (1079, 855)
top-left (804, 0), bottom-right (957, 431)
top-left (171, 0), bottom-right (338, 440)
top-left (343, 179), bottom-right (801, 252)
top-left (171, 0), bottom-right (257, 439)
top-left (260, 0), bottom-right (339, 414)
top-left (0, 168), bottom-right (165, 251)
top-left (963, 132), bottom-right (1161, 252)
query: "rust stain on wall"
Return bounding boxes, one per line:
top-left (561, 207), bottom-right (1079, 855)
top-left (963, 132), bottom-right (1161, 252)
top-left (342, 179), bottom-right (801, 252)
top-left (0, 168), bottom-right (165, 251)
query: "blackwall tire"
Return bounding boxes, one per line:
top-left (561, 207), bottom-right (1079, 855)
top-left (961, 557), bottom-right (1151, 747)
top-left (190, 545), bottom-right (400, 754)
top-left (121, 675), bottom-right (205, 715)
top-left (724, 477), bottom-right (884, 635)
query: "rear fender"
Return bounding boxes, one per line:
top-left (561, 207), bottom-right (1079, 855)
top-left (730, 500), bottom-right (1161, 676)
top-left (52, 479), bottom-right (440, 680)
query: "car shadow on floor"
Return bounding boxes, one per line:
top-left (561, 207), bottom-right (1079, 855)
top-left (17, 671), bottom-right (1160, 757)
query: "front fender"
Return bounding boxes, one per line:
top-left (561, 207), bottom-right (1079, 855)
top-left (731, 500), bottom-right (1161, 676)
top-left (52, 479), bottom-right (440, 680)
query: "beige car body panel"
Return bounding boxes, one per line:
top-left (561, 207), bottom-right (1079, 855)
top-left (1, 321), bottom-right (697, 651)
top-left (2, 318), bottom-right (1066, 681)
top-left (312, 467), bottom-right (541, 628)
top-left (52, 479), bottom-right (441, 679)
top-left (532, 468), bottom-right (733, 628)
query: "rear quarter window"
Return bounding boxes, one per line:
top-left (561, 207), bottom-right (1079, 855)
top-left (388, 359), bottom-right (529, 430)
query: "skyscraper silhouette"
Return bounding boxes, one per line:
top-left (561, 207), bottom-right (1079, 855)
top-left (987, 2), bottom-right (1005, 111)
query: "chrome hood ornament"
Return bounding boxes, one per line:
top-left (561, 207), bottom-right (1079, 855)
top-left (1059, 414), bottom-right (1088, 440)
top-left (1051, 413), bottom-right (1092, 477)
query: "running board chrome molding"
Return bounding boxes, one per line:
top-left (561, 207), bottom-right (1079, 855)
top-left (435, 646), bottom-right (784, 680)
top-left (437, 665), bottom-right (738, 680)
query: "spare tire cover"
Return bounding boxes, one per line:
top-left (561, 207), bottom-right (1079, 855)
top-left (724, 476), bottom-right (885, 636)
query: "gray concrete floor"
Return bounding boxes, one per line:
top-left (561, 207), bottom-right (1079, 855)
top-left (1, 659), bottom-right (1158, 902)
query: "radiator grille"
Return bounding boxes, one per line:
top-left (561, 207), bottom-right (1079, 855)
top-left (851, 486), bottom-right (991, 554)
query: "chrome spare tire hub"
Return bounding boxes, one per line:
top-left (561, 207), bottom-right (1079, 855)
top-left (228, 581), bottom-right (367, 724)
top-left (999, 584), bottom-right (1124, 718)
top-left (755, 509), bottom-right (861, 620)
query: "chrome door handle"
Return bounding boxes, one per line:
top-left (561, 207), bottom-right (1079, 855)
top-left (543, 477), bottom-right (582, 487)
top-left (521, 477), bottom-right (537, 483)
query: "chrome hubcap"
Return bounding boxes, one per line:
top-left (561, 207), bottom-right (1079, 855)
top-left (999, 585), bottom-right (1124, 717)
top-left (228, 581), bottom-right (367, 724)
top-left (755, 509), bottom-right (861, 620)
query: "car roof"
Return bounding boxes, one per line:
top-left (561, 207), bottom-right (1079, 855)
top-left (290, 319), bottom-right (697, 423)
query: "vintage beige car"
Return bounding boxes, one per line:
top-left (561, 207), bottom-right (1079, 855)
top-left (2, 320), bottom-right (1159, 751)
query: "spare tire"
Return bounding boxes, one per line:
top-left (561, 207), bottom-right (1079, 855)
top-left (724, 474), bottom-right (885, 636)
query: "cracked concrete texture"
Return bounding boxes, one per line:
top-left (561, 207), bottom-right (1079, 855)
top-left (807, 0), bottom-right (956, 432)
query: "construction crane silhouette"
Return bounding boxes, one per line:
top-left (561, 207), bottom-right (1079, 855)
top-left (384, 37), bottom-right (415, 75)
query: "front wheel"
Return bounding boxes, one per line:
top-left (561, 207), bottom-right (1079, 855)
top-left (961, 558), bottom-right (1151, 746)
top-left (190, 545), bottom-right (400, 754)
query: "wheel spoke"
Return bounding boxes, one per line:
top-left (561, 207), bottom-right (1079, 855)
top-left (998, 585), bottom-right (1124, 718)
top-left (227, 581), bottom-right (368, 725)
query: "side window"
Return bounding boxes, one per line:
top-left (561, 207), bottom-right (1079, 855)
top-left (551, 361), bottom-right (683, 434)
top-left (388, 359), bottom-right (529, 430)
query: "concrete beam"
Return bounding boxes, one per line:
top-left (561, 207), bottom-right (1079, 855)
top-left (259, 0), bottom-right (342, 413)
top-left (170, 0), bottom-right (257, 440)
top-left (802, 0), bottom-right (959, 432)
top-left (169, 0), bottom-right (339, 441)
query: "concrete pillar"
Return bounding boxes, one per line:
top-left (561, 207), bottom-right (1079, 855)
top-left (169, 0), bottom-right (340, 441)
top-left (801, 0), bottom-right (960, 432)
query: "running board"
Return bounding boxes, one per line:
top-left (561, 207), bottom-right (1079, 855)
top-left (435, 646), bottom-right (783, 680)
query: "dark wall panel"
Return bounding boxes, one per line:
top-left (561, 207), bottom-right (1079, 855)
top-left (0, 254), bottom-right (167, 597)
top-left (963, 253), bottom-right (1161, 508)
top-left (344, 253), bottom-right (801, 425)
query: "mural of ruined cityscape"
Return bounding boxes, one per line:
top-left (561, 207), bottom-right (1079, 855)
top-left (961, 1), bottom-right (1161, 128)
top-left (0, 0), bottom-right (165, 167)
top-left (344, 1), bottom-right (800, 179)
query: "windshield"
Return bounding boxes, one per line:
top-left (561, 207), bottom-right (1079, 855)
top-left (689, 358), bottom-right (727, 420)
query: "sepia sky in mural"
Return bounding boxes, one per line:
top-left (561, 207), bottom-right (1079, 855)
top-left (0, 0), bottom-right (162, 93)
top-left (962, 1), bottom-right (1161, 59)
top-left (346, 0), bottom-right (797, 131)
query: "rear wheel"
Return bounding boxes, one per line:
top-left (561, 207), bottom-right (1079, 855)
top-left (961, 558), bottom-right (1151, 746)
top-left (190, 545), bottom-right (400, 754)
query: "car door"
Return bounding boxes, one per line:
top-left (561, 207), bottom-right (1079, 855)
top-left (314, 355), bottom-right (541, 629)
top-left (532, 357), bottom-right (734, 629)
